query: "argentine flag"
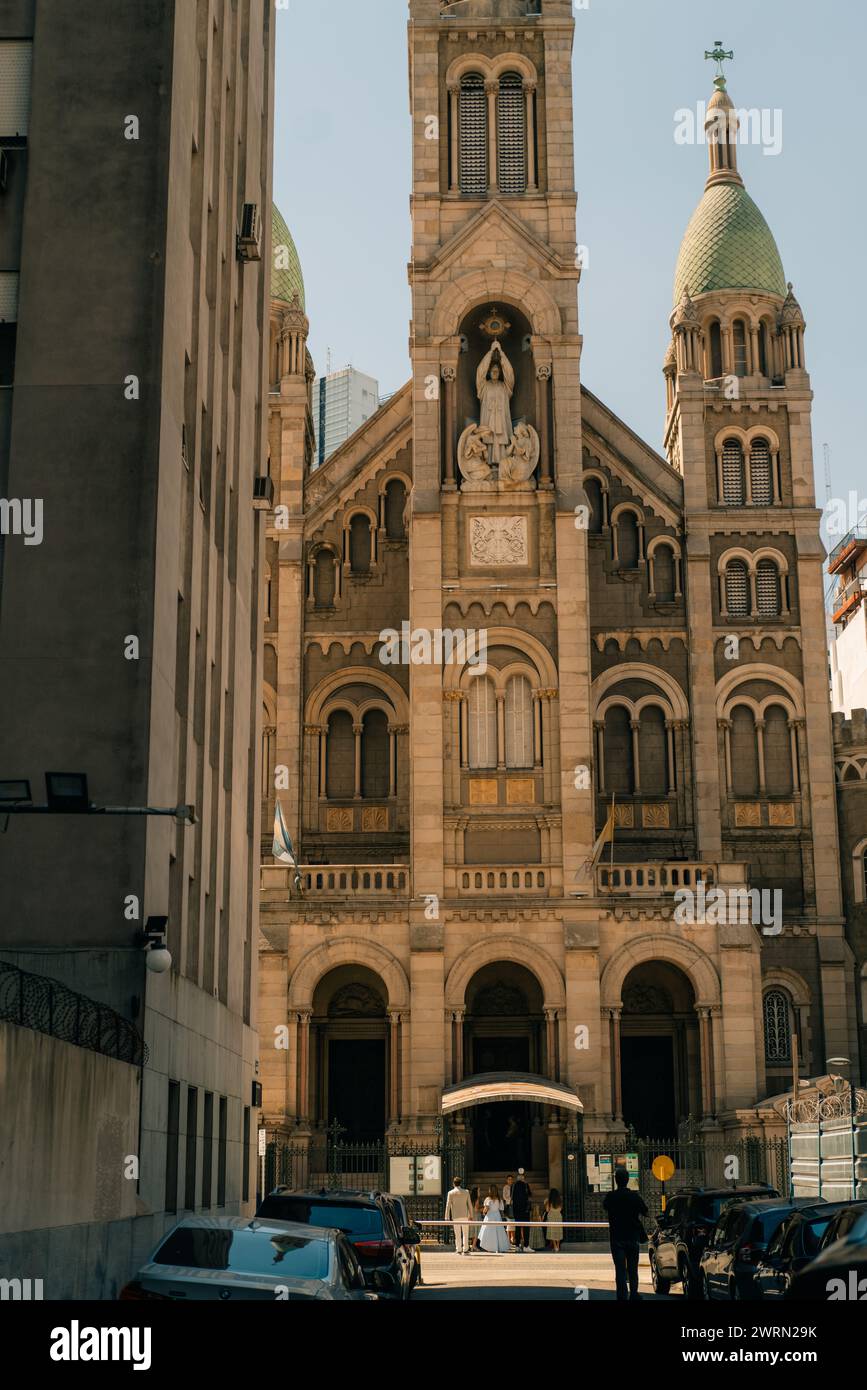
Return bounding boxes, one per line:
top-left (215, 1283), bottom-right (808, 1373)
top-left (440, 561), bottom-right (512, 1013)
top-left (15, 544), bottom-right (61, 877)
top-left (273, 801), bottom-right (302, 893)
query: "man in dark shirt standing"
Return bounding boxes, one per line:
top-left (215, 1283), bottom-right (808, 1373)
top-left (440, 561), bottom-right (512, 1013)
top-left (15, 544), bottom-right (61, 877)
top-left (602, 1167), bottom-right (648, 1301)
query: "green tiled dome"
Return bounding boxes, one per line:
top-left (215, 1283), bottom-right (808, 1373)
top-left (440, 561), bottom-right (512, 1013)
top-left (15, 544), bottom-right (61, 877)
top-left (271, 203), bottom-right (305, 308)
top-left (673, 182), bottom-right (786, 306)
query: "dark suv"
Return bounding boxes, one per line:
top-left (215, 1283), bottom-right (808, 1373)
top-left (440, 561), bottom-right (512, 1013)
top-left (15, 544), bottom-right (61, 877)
top-left (256, 1188), bottom-right (420, 1300)
top-left (649, 1185), bottom-right (780, 1298)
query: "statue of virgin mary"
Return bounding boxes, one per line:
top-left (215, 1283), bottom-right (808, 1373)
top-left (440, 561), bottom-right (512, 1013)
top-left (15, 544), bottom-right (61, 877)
top-left (475, 342), bottom-right (515, 465)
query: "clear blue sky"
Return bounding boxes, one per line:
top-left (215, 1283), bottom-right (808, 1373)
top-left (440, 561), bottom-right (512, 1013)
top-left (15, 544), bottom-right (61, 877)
top-left (274, 0), bottom-right (866, 516)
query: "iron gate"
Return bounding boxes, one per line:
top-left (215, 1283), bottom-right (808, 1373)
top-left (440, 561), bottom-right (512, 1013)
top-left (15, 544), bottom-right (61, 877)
top-left (563, 1129), bottom-right (788, 1243)
top-left (261, 1125), bottom-right (466, 1245)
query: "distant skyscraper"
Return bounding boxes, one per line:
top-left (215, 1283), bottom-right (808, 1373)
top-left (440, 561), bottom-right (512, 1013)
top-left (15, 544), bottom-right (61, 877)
top-left (312, 365), bottom-right (380, 466)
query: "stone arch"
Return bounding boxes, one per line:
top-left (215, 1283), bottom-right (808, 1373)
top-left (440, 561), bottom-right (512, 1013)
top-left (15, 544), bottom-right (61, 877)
top-left (430, 269), bottom-right (561, 341)
top-left (600, 934), bottom-right (722, 1010)
top-left (443, 624), bottom-right (558, 692)
top-left (591, 662), bottom-right (689, 723)
top-left (307, 666), bottom-right (410, 725)
top-left (761, 966), bottom-right (811, 1009)
top-left (445, 935), bottom-right (566, 1012)
top-left (715, 663), bottom-right (805, 720)
top-left (289, 938), bottom-right (410, 1012)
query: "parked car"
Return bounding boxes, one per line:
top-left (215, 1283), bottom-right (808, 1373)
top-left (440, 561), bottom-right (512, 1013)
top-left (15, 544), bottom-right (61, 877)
top-left (119, 1216), bottom-right (377, 1301)
top-left (699, 1197), bottom-right (820, 1300)
top-left (256, 1188), bottom-right (420, 1300)
top-left (786, 1203), bottom-right (867, 1300)
top-left (649, 1184), bottom-right (780, 1298)
top-left (754, 1202), bottom-right (853, 1299)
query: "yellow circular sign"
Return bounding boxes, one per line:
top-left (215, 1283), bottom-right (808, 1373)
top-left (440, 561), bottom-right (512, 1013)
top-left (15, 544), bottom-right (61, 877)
top-left (652, 1155), bottom-right (676, 1182)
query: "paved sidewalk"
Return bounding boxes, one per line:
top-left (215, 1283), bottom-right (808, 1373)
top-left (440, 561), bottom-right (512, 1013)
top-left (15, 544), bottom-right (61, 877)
top-left (414, 1248), bottom-right (670, 1300)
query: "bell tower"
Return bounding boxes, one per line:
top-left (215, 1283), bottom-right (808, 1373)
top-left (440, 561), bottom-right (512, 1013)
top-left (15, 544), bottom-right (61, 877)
top-left (406, 0), bottom-right (596, 1124)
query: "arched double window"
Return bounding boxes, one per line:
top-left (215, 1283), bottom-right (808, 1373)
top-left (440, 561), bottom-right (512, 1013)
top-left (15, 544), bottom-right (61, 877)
top-left (763, 989), bottom-right (792, 1063)
top-left (453, 64), bottom-right (536, 197)
top-left (723, 693), bottom-right (800, 800)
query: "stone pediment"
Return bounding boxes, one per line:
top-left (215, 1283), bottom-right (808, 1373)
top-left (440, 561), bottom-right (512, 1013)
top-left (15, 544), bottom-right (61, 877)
top-left (414, 198), bottom-right (572, 281)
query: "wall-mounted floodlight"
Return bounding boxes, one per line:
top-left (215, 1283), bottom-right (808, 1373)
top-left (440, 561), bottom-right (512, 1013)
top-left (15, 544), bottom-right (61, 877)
top-left (142, 916), bottom-right (172, 975)
top-left (0, 780), bottom-right (31, 806)
top-left (45, 772), bottom-right (91, 812)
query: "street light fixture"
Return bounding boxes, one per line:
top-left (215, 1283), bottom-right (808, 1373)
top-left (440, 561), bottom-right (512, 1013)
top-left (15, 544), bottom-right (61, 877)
top-left (0, 770), bottom-right (195, 824)
top-left (141, 916), bottom-right (172, 975)
top-left (0, 779), bottom-right (31, 805)
top-left (45, 772), bottom-right (91, 812)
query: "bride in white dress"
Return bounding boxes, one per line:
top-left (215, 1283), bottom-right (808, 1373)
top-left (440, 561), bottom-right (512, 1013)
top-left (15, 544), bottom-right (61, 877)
top-left (478, 1186), bottom-right (510, 1254)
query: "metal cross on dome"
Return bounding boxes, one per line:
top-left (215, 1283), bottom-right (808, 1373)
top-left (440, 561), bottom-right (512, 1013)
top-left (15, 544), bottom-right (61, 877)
top-left (705, 40), bottom-right (734, 88)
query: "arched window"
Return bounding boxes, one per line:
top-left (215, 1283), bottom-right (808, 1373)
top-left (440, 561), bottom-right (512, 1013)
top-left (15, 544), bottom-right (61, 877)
top-left (708, 321), bottom-right (723, 378)
top-left (651, 544), bottom-right (676, 603)
top-left (722, 438), bottom-right (745, 505)
top-left (763, 990), bottom-right (792, 1063)
top-left (603, 706), bottom-right (634, 794)
top-left (497, 72), bottom-right (526, 195)
top-left (504, 675), bottom-right (534, 769)
top-left (459, 73), bottom-right (487, 195)
top-left (325, 711), bottom-right (355, 799)
top-left (756, 559), bottom-right (782, 618)
top-left (313, 550), bottom-right (336, 607)
top-left (764, 704), bottom-right (793, 796)
top-left (638, 705), bottom-right (669, 795)
top-left (750, 439), bottom-right (773, 505)
top-left (384, 480), bottom-right (407, 540)
top-left (361, 710), bottom-right (389, 799)
top-left (732, 319), bottom-right (748, 377)
top-left (616, 512), bottom-right (640, 569)
top-left (730, 705), bottom-right (759, 796)
top-left (724, 559), bottom-right (750, 617)
top-left (468, 677), bottom-right (497, 769)
top-left (584, 478), bottom-right (603, 534)
top-left (349, 515), bottom-right (372, 575)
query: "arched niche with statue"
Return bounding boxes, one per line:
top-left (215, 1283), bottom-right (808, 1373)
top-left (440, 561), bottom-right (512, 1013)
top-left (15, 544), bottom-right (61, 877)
top-left (454, 303), bottom-right (542, 492)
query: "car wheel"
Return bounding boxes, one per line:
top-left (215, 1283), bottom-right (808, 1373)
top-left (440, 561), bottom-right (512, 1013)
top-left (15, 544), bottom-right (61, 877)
top-left (679, 1256), bottom-right (701, 1300)
top-left (650, 1253), bottom-right (670, 1296)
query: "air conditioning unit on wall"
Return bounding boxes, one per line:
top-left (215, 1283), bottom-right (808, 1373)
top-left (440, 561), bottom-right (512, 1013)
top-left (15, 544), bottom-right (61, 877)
top-left (236, 202), bottom-right (261, 261)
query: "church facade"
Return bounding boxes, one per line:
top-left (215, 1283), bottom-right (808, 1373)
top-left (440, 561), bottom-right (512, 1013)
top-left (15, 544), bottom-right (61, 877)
top-left (259, 0), bottom-right (863, 1190)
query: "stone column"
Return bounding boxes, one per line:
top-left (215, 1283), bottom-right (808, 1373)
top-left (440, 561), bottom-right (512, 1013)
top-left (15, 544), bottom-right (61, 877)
top-left (630, 719), bottom-right (641, 793)
top-left (609, 1008), bottom-right (623, 1120)
top-left (388, 1011), bottom-right (402, 1125)
top-left (524, 82), bottom-right (537, 189)
top-left (353, 723), bottom-right (363, 799)
top-left (442, 365), bottom-right (457, 487)
top-left (297, 1010), bottom-right (312, 1124)
top-left (545, 1008), bottom-right (559, 1081)
top-left (448, 85), bottom-right (459, 191)
top-left (388, 726), bottom-right (397, 798)
top-left (486, 81), bottom-right (498, 193)
top-left (452, 1008), bottom-right (466, 1084)
top-left (536, 364), bottom-right (552, 487)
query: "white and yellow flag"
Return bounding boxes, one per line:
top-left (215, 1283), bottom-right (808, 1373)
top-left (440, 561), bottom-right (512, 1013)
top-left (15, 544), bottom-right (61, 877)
top-left (272, 800), bottom-right (302, 893)
top-left (574, 797), bottom-right (615, 893)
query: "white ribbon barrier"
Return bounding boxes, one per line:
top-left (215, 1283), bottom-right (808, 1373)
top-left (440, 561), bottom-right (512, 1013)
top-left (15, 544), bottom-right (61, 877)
top-left (417, 1219), bottom-right (610, 1228)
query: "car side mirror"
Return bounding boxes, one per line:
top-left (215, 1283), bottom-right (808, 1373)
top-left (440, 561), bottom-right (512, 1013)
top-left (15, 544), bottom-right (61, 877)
top-left (402, 1227), bottom-right (421, 1245)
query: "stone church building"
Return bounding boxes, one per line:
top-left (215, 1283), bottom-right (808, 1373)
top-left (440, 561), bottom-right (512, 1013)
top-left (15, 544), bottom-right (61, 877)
top-left (259, 0), bottom-right (864, 1191)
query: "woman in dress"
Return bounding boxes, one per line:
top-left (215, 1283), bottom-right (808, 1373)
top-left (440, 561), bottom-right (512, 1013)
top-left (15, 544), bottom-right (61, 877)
top-left (544, 1188), bottom-right (564, 1253)
top-left (528, 1190), bottom-right (546, 1251)
top-left (478, 1184), bottom-right (510, 1254)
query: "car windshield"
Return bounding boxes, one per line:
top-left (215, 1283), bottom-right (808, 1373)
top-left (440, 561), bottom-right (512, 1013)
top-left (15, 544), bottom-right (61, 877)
top-left (694, 1197), bottom-right (733, 1223)
top-left (153, 1227), bottom-right (331, 1279)
top-left (257, 1198), bottom-right (384, 1239)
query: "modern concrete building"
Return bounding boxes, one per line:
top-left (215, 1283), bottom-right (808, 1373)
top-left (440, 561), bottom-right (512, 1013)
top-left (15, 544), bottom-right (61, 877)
top-left (0, 0), bottom-right (275, 1298)
top-left (258, 0), bottom-right (861, 1203)
top-left (312, 365), bottom-right (381, 468)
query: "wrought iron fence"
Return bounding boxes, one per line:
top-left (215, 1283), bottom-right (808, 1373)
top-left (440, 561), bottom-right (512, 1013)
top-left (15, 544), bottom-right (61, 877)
top-left (563, 1128), bottom-right (788, 1240)
top-left (260, 1128), bottom-right (466, 1246)
top-left (0, 960), bottom-right (148, 1066)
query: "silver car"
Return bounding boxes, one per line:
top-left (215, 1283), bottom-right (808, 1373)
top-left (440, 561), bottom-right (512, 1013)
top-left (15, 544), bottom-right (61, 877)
top-left (120, 1216), bottom-right (378, 1301)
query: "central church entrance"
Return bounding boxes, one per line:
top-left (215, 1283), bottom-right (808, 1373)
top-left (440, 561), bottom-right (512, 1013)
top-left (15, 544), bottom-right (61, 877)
top-left (462, 962), bottom-right (547, 1177)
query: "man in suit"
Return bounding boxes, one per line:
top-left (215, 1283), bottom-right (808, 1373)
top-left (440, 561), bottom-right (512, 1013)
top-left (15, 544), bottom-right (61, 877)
top-left (445, 1177), bottom-right (474, 1255)
top-left (511, 1167), bottom-right (531, 1252)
